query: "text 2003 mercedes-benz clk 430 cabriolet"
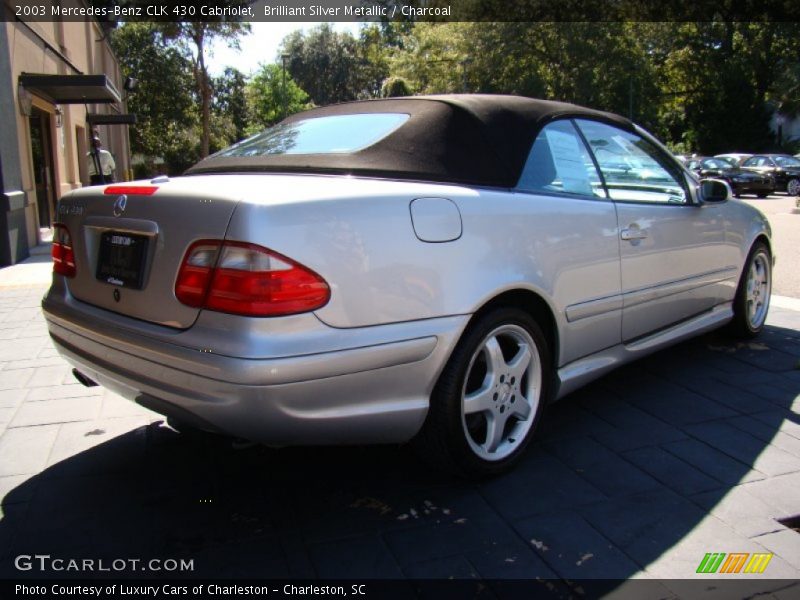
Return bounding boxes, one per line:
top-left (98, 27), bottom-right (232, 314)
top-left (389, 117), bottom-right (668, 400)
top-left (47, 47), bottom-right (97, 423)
top-left (43, 95), bottom-right (772, 476)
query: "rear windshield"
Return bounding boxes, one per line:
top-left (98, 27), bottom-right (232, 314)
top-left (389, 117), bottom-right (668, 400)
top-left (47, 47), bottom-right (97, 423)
top-left (213, 113), bottom-right (409, 158)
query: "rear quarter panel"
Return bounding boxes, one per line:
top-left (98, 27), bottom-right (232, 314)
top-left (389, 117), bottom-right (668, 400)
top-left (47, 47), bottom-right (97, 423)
top-left (225, 175), bottom-right (623, 367)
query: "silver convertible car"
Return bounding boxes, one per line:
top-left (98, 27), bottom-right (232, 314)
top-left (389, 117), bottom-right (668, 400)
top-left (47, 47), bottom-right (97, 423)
top-left (43, 95), bottom-right (772, 476)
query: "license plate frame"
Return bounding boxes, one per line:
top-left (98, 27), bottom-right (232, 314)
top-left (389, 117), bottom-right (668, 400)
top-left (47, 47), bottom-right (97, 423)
top-left (96, 231), bottom-right (149, 289)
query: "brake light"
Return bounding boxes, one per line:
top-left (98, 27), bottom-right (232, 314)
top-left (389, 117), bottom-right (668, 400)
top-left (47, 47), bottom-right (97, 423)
top-left (103, 185), bottom-right (158, 196)
top-left (175, 240), bottom-right (330, 317)
top-left (52, 224), bottom-right (76, 277)
top-left (174, 241), bottom-right (221, 308)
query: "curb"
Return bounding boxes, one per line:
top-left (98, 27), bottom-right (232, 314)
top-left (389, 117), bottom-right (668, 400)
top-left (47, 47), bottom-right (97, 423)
top-left (772, 295), bottom-right (800, 312)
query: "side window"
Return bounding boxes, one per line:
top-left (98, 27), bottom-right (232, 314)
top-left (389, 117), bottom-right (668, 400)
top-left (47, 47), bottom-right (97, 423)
top-left (742, 157), bottom-right (759, 167)
top-left (516, 120), bottom-right (605, 198)
top-left (575, 119), bottom-right (688, 205)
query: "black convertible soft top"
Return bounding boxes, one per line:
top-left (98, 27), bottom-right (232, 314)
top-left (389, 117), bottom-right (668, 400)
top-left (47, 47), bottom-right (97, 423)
top-left (186, 94), bottom-right (634, 188)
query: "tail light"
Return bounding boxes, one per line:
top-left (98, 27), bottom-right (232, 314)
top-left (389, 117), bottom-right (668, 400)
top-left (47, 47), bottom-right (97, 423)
top-left (52, 224), bottom-right (76, 278)
top-left (174, 242), bottom-right (220, 308)
top-left (175, 240), bottom-right (330, 317)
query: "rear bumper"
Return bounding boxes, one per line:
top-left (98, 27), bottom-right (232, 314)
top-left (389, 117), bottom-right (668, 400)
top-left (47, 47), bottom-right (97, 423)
top-left (43, 285), bottom-right (468, 445)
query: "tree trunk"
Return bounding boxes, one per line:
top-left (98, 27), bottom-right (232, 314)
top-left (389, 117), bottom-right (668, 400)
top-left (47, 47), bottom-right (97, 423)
top-left (194, 27), bottom-right (210, 158)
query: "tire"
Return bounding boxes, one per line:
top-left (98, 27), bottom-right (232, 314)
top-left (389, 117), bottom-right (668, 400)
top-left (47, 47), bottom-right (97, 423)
top-left (727, 242), bottom-right (772, 338)
top-left (413, 307), bottom-right (551, 478)
top-left (787, 178), bottom-right (800, 197)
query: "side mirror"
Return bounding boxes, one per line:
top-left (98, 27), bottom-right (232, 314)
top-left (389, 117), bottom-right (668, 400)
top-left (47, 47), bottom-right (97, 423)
top-left (699, 178), bottom-right (730, 203)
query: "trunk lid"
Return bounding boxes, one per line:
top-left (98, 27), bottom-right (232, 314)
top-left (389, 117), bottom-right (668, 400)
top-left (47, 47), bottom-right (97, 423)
top-left (56, 177), bottom-right (241, 329)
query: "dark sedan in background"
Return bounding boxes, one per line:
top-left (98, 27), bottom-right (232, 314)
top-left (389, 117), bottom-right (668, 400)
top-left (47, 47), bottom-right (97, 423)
top-left (740, 154), bottom-right (800, 196)
top-left (686, 157), bottom-right (774, 198)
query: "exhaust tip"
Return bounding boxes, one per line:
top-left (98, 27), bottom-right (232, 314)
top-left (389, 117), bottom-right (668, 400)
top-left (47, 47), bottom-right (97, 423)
top-left (72, 368), bottom-right (99, 387)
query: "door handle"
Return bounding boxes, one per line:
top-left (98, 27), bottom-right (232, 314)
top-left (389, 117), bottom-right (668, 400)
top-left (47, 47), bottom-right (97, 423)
top-left (620, 227), bottom-right (648, 241)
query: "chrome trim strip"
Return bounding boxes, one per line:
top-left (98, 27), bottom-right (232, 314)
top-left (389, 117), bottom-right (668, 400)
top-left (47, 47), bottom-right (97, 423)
top-left (565, 294), bottom-right (624, 322)
top-left (622, 267), bottom-right (737, 308)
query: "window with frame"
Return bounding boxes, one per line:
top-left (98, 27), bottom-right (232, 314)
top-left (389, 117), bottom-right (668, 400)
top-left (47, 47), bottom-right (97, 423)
top-left (575, 119), bottom-right (688, 205)
top-left (516, 120), bottom-right (605, 199)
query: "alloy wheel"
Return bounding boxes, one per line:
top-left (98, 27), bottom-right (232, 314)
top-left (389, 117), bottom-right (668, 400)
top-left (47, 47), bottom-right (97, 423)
top-left (460, 324), bottom-right (542, 461)
top-left (745, 250), bottom-right (771, 330)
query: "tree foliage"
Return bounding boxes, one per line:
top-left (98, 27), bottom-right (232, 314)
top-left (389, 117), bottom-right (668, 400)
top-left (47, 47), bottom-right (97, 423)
top-left (212, 67), bottom-right (249, 142)
top-left (159, 21), bottom-right (251, 158)
top-left (389, 21), bottom-right (798, 152)
top-left (649, 22), bottom-right (788, 153)
top-left (280, 24), bottom-right (389, 105)
top-left (110, 23), bottom-right (198, 175)
top-left (382, 76), bottom-right (413, 97)
top-left (246, 64), bottom-right (311, 133)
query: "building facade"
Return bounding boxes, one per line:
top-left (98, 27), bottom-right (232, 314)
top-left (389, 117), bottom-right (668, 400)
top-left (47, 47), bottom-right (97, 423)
top-left (0, 13), bottom-right (132, 266)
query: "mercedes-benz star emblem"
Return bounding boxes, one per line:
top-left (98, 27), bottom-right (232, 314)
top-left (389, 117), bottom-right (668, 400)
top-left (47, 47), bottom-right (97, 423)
top-left (113, 194), bottom-right (128, 217)
top-left (113, 289), bottom-right (121, 302)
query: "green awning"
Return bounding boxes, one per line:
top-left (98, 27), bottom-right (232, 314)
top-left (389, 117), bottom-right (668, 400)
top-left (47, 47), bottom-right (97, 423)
top-left (19, 74), bottom-right (121, 104)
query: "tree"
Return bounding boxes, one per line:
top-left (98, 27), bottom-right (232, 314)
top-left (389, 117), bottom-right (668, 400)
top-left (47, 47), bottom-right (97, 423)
top-left (387, 22), bottom-right (800, 152)
top-left (650, 22), bottom-right (792, 153)
top-left (212, 67), bottom-right (249, 142)
top-left (161, 21), bottom-right (251, 158)
top-left (280, 24), bottom-right (388, 106)
top-left (390, 23), bottom-right (659, 122)
top-left (246, 64), bottom-right (311, 133)
top-left (382, 76), bottom-right (413, 97)
top-left (111, 23), bottom-right (198, 175)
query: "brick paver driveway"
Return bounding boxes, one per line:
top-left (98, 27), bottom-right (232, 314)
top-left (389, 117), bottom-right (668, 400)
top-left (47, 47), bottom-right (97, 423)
top-left (1, 281), bottom-right (799, 589)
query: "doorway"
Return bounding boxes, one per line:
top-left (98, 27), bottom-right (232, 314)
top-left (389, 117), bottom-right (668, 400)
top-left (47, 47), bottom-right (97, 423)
top-left (29, 107), bottom-right (57, 229)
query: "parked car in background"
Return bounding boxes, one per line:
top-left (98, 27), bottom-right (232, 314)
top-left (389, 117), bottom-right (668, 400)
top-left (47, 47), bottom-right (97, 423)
top-left (685, 157), bottom-right (774, 198)
top-left (42, 95), bottom-right (773, 476)
top-left (740, 154), bottom-right (800, 196)
top-left (715, 153), bottom-right (753, 167)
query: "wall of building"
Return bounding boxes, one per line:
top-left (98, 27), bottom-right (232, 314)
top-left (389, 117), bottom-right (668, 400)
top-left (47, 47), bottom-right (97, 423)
top-left (0, 24), bottom-right (28, 265)
top-left (1, 10), bottom-right (131, 265)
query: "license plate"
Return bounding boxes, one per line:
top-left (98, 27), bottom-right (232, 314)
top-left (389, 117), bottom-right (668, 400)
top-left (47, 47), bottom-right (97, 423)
top-left (96, 231), bottom-right (149, 289)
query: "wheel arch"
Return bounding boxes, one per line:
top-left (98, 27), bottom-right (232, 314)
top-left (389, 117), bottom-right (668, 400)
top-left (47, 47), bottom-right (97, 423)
top-left (732, 232), bottom-right (772, 301)
top-left (463, 288), bottom-right (559, 372)
top-left (752, 233), bottom-right (772, 259)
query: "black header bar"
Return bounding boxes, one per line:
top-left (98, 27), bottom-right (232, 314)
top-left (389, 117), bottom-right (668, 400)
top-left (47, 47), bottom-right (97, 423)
top-left (3, 0), bottom-right (800, 23)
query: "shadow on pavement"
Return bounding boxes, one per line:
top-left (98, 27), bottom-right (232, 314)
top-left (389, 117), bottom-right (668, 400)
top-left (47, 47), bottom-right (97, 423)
top-left (1, 323), bottom-right (799, 591)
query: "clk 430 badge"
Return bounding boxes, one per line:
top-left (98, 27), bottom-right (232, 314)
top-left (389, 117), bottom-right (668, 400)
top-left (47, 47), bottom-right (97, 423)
top-left (57, 203), bottom-right (84, 216)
